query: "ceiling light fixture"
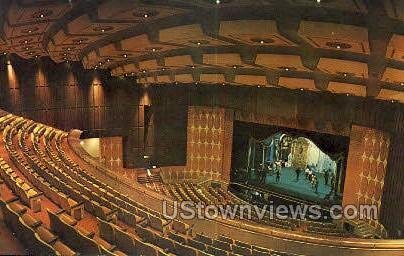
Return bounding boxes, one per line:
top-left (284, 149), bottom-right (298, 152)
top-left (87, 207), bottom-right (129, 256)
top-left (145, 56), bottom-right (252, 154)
top-left (216, 0), bottom-right (221, 4)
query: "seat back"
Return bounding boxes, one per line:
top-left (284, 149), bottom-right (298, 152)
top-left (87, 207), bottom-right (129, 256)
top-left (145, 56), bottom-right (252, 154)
top-left (98, 217), bottom-right (116, 244)
top-left (115, 227), bottom-right (137, 255)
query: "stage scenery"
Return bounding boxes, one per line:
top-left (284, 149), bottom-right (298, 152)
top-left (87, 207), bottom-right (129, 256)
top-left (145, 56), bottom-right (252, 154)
top-left (231, 121), bottom-right (349, 206)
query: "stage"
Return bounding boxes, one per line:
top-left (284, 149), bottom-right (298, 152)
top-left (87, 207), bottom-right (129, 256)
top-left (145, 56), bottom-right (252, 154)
top-left (245, 167), bottom-right (340, 205)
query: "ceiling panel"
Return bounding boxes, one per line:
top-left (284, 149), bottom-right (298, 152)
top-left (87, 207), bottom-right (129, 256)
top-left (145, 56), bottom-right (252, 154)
top-left (317, 58), bottom-right (368, 78)
top-left (219, 20), bottom-right (294, 46)
top-left (298, 21), bottom-right (369, 54)
top-left (255, 54), bottom-right (309, 71)
top-left (278, 77), bottom-right (317, 91)
top-left (159, 24), bottom-right (231, 47)
top-left (234, 75), bottom-right (268, 86)
top-left (382, 67), bottom-right (404, 84)
top-left (327, 81), bottom-right (366, 97)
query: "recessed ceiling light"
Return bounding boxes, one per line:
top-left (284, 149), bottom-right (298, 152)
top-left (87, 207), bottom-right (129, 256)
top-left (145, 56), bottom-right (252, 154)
top-left (336, 45), bottom-right (341, 49)
top-left (343, 73), bottom-right (347, 77)
top-left (316, 0), bottom-right (321, 3)
top-left (28, 30), bottom-right (32, 33)
top-left (107, 59), bottom-right (110, 62)
top-left (24, 40), bottom-right (28, 44)
top-left (123, 54), bottom-right (128, 58)
top-left (300, 88), bottom-right (304, 91)
top-left (216, 0), bottom-right (220, 4)
top-left (40, 14), bottom-right (44, 18)
top-left (144, 13), bottom-right (149, 18)
top-left (260, 40), bottom-right (264, 44)
top-left (152, 48), bottom-right (156, 52)
top-left (197, 42), bottom-right (201, 46)
top-left (285, 67), bottom-right (289, 71)
top-left (142, 70), bottom-right (146, 73)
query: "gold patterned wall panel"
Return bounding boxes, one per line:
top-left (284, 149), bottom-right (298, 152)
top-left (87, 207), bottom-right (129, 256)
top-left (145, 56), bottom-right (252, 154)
top-left (186, 106), bottom-right (233, 182)
top-left (100, 137), bottom-right (124, 169)
top-left (343, 125), bottom-right (390, 231)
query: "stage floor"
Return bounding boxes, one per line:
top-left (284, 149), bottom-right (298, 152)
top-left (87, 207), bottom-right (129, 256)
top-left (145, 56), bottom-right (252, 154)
top-left (248, 167), bottom-right (339, 204)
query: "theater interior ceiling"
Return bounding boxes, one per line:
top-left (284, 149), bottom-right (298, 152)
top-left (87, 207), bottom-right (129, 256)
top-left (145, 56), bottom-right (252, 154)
top-left (0, 0), bottom-right (404, 103)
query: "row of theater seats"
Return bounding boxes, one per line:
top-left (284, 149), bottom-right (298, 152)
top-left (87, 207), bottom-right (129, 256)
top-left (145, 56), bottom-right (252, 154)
top-left (165, 181), bottom-right (296, 231)
top-left (0, 189), bottom-right (75, 255)
top-left (305, 220), bottom-right (343, 237)
top-left (165, 180), bottom-right (346, 237)
top-left (0, 156), bottom-right (43, 212)
top-left (167, 182), bottom-right (233, 205)
top-left (0, 112), bottom-right (296, 255)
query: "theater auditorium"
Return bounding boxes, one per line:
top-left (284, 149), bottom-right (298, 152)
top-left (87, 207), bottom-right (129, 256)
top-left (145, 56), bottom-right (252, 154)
top-left (0, 0), bottom-right (403, 255)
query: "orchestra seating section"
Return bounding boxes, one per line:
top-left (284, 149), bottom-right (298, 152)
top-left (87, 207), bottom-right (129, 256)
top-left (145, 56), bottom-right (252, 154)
top-left (0, 112), bottom-right (302, 255)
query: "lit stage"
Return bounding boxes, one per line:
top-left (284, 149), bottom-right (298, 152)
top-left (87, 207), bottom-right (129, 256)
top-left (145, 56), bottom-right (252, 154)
top-left (241, 167), bottom-right (339, 205)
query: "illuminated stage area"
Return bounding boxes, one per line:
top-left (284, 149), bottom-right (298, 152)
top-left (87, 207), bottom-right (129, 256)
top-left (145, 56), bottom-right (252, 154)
top-left (231, 121), bottom-right (349, 206)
